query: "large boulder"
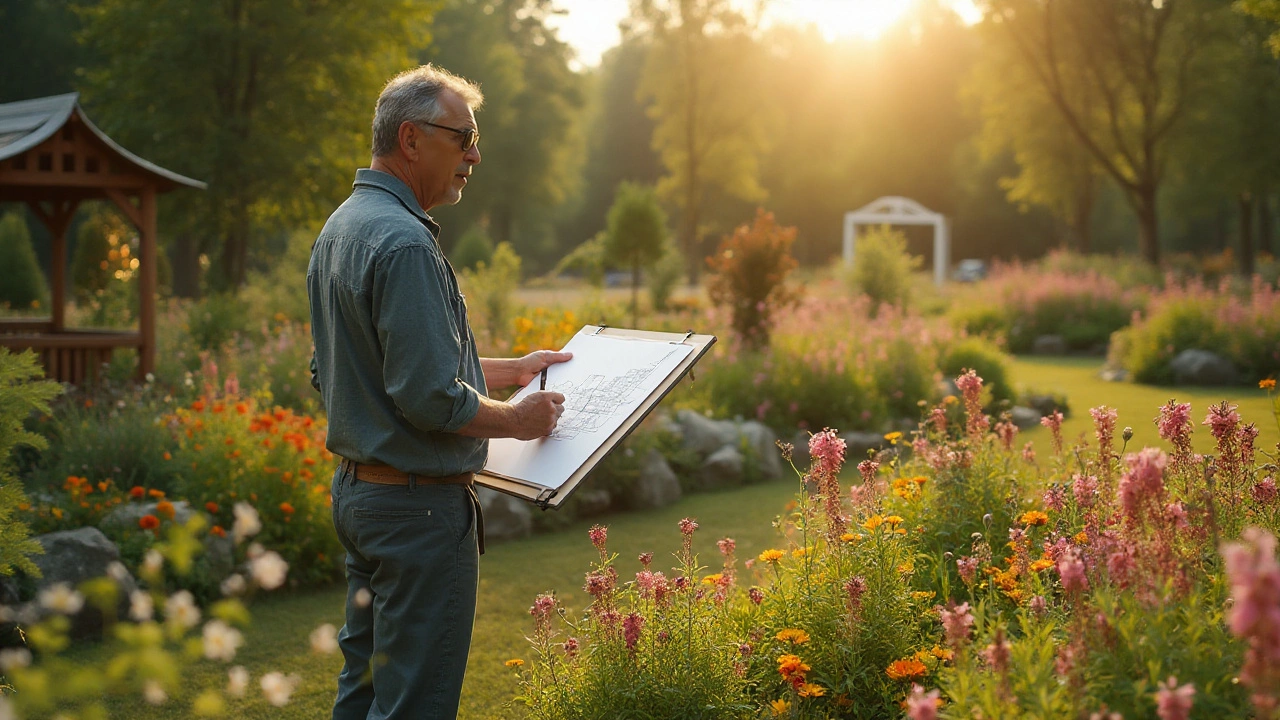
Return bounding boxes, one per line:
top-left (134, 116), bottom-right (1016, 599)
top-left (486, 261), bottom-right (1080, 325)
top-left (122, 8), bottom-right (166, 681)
top-left (475, 487), bottom-right (533, 542)
top-left (1009, 406), bottom-right (1043, 429)
top-left (1032, 334), bottom-right (1068, 356)
top-left (1170, 349), bottom-right (1238, 386)
top-left (573, 489), bottom-right (613, 517)
top-left (19, 528), bottom-right (137, 638)
top-left (738, 421), bottom-right (784, 481)
top-left (700, 445), bottom-right (745, 489)
top-left (625, 449), bottom-right (683, 509)
top-left (676, 409), bottom-right (739, 458)
top-left (841, 431), bottom-right (887, 461)
top-left (101, 500), bottom-right (199, 532)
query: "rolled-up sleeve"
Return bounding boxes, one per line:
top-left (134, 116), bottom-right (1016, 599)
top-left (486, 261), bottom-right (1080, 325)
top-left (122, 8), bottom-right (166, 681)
top-left (372, 245), bottom-right (480, 433)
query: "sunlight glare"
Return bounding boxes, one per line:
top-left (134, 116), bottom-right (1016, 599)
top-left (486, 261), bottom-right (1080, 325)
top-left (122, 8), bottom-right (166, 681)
top-left (767, 0), bottom-right (918, 42)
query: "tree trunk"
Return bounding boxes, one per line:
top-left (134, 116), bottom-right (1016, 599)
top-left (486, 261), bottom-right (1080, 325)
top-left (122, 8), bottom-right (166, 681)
top-left (1260, 194), bottom-right (1274, 258)
top-left (169, 233), bottom-right (202, 299)
top-left (1136, 187), bottom-right (1160, 265)
top-left (1240, 192), bottom-right (1255, 276)
top-left (631, 259), bottom-right (640, 328)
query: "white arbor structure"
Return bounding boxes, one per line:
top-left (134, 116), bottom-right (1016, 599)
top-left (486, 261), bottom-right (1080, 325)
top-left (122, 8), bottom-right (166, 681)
top-left (843, 196), bottom-right (950, 287)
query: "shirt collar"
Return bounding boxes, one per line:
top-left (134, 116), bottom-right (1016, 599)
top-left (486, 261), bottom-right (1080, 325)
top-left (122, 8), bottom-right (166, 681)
top-left (353, 168), bottom-right (441, 235)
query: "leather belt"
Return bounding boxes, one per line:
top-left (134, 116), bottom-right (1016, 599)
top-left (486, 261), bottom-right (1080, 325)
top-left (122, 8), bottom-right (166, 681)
top-left (339, 458), bottom-right (485, 555)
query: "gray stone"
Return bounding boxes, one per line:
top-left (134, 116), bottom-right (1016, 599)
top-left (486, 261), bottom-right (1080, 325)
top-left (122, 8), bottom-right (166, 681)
top-left (476, 487), bottom-right (533, 542)
top-left (1099, 366), bottom-right (1130, 383)
top-left (738, 420), bottom-right (784, 481)
top-left (100, 500), bottom-right (199, 532)
top-left (675, 409), bottom-right (738, 458)
top-left (1032, 334), bottom-right (1068, 356)
top-left (203, 535), bottom-right (236, 579)
top-left (25, 527), bottom-right (137, 638)
top-left (574, 489), bottom-right (613, 517)
top-left (700, 445), bottom-right (745, 489)
top-left (841, 431), bottom-right (887, 461)
top-left (626, 449), bottom-right (682, 509)
top-left (1009, 406), bottom-right (1042, 429)
top-left (1022, 393), bottom-right (1066, 418)
top-left (1170, 349), bottom-right (1239, 386)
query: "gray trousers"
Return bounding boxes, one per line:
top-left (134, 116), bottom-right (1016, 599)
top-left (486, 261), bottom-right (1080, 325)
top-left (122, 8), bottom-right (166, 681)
top-left (330, 465), bottom-right (479, 719)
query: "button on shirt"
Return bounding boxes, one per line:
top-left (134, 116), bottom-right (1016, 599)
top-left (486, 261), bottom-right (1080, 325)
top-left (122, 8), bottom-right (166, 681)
top-left (308, 168), bottom-right (488, 476)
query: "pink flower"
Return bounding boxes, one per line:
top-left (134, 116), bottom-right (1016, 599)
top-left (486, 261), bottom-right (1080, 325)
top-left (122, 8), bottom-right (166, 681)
top-left (808, 428), bottom-right (847, 477)
top-left (1091, 405), bottom-right (1118, 465)
top-left (844, 576), bottom-right (866, 605)
top-left (1118, 448), bottom-right (1168, 522)
top-left (1156, 401), bottom-right (1192, 443)
top-left (717, 537), bottom-right (736, 557)
top-left (678, 517), bottom-right (698, 536)
top-left (1203, 401), bottom-right (1241, 442)
top-left (995, 420), bottom-right (1018, 450)
top-left (623, 612), bottom-right (644, 650)
top-left (583, 571), bottom-right (614, 598)
top-left (1022, 441), bottom-right (1037, 464)
top-left (748, 586), bottom-right (764, 605)
top-left (1041, 411), bottom-right (1064, 455)
top-left (906, 684), bottom-right (941, 720)
top-left (857, 459), bottom-right (879, 484)
top-left (638, 552), bottom-right (653, 569)
top-left (588, 525), bottom-right (608, 556)
top-left (1165, 501), bottom-right (1189, 529)
top-left (1029, 595), bottom-right (1047, 616)
top-left (928, 406), bottom-right (948, 434)
top-left (940, 602), bottom-right (975, 648)
top-left (562, 636), bottom-right (579, 657)
top-left (957, 556), bottom-right (979, 586)
top-left (982, 627), bottom-right (1011, 674)
top-left (1043, 486), bottom-right (1066, 513)
top-left (1073, 474), bottom-right (1099, 508)
top-left (1155, 676), bottom-right (1196, 720)
top-left (1057, 550), bottom-right (1088, 593)
top-left (955, 370), bottom-right (989, 438)
top-left (1253, 478), bottom-right (1278, 505)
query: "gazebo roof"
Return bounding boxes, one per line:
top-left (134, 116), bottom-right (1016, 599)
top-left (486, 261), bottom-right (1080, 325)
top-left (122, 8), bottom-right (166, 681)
top-left (0, 92), bottom-right (205, 193)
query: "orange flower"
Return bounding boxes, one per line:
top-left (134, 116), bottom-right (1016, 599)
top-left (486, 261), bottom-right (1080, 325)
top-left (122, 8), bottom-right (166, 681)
top-left (225, 436), bottom-right (235, 446)
top-left (758, 549), bottom-right (785, 563)
top-left (282, 472), bottom-right (293, 482)
top-left (51, 507), bottom-right (64, 520)
top-left (155, 501), bottom-right (176, 520)
top-left (777, 654), bottom-right (810, 683)
top-left (235, 402), bottom-right (249, 414)
top-left (130, 486), bottom-right (145, 499)
top-left (148, 489), bottom-right (165, 499)
top-left (138, 514), bottom-right (160, 530)
top-left (775, 628), bottom-right (810, 644)
top-left (303, 457), bottom-right (317, 466)
top-left (280, 502), bottom-right (295, 514)
top-left (1019, 510), bottom-right (1050, 526)
top-left (797, 683), bottom-right (825, 698)
top-left (211, 525), bottom-right (227, 538)
top-left (192, 400), bottom-right (206, 412)
top-left (97, 481), bottom-right (109, 493)
top-left (1261, 378), bottom-right (1277, 390)
top-left (1030, 559), bottom-right (1055, 573)
top-left (212, 403), bottom-right (225, 413)
top-left (205, 501), bottom-right (220, 514)
top-left (885, 658), bottom-right (928, 681)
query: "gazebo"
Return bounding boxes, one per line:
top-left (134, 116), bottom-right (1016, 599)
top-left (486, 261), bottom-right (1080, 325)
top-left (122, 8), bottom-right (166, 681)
top-left (0, 93), bottom-right (205, 384)
top-left (843, 196), bottom-right (950, 287)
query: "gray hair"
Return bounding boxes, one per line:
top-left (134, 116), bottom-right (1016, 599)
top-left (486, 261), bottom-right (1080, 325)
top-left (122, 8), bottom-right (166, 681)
top-left (371, 64), bottom-right (484, 157)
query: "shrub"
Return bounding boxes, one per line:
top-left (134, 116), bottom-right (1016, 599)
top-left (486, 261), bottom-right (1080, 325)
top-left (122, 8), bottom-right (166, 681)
top-left (939, 337), bottom-right (1014, 406)
top-left (0, 212), bottom-right (48, 311)
top-left (847, 225), bottom-right (922, 313)
top-left (451, 222), bottom-right (494, 272)
top-left (1038, 248), bottom-right (1163, 290)
top-left (604, 182), bottom-right (669, 326)
top-left (239, 229), bottom-right (313, 325)
top-left (646, 244), bottom-right (684, 313)
top-left (0, 350), bottom-right (60, 579)
top-left (706, 209), bottom-right (798, 349)
top-left (187, 292), bottom-right (250, 352)
top-left (460, 241), bottom-right (521, 347)
top-left (554, 233), bottom-right (607, 288)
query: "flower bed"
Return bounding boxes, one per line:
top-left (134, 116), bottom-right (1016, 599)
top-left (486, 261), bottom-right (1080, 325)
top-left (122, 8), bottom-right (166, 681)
top-left (510, 371), bottom-right (1280, 718)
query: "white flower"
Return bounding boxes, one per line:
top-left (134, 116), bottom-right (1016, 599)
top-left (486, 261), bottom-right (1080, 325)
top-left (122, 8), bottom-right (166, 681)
top-left (354, 587), bottom-right (372, 608)
top-left (260, 671), bottom-right (300, 707)
top-left (142, 549), bottom-right (164, 575)
top-left (143, 679), bottom-right (167, 705)
top-left (38, 583), bottom-right (84, 615)
top-left (220, 573), bottom-right (247, 596)
top-left (0, 647), bottom-right (31, 672)
top-left (0, 695), bottom-right (15, 720)
top-left (232, 502), bottom-right (261, 543)
top-left (250, 550), bottom-right (289, 590)
top-left (310, 623), bottom-right (339, 654)
top-left (227, 666), bottom-right (250, 697)
top-left (129, 590), bottom-right (154, 622)
top-left (145, 372), bottom-right (155, 383)
top-left (164, 590), bottom-right (201, 629)
top-left (202, 619), bottom-right (244, 662)
top-left (106, 561), bottom-right (130, 583)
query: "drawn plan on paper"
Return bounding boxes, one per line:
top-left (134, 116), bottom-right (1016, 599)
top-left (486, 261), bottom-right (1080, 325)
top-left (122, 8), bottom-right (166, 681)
top-left (484, 329), bottom-right (693, 490)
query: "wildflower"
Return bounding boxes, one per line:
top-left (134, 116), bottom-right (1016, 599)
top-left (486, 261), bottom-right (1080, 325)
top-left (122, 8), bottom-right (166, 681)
top-left (139, 514), bottom-right (161, 530)
top-left (1262, 379), bottom-right (1277, 390)
top-left (1022, 442), bottom-right (1037, 464)
top-left (310, 623), bottom-right (338, 654)
top-left (504, 658), bottom-right (525, 668)
top-left (702, 573), bottom-right (723, 586)
top-left (279, 502), bottom-right (295, 515)
top-left (809, 428), bottom-right (847, 476)
top-left (982, 627), bottom-right (1011, 674)
top-left (857, 459), bottom-right (879, 483)
top-left (260, 671), bottom-right (300, 707)
top-left (1020, 510), bottom-right (1049, 526)
top-left (884, 431), bottom-right (903, 443)
top-left (155, 500), bottom-right (176, 520)
top-left (203, 619), bottom-right (244, 662)
top-left (994, 420), bottom-right (1018, 450)
top-left (1204, 401), bottom-right (1241, 442)
top-left (638, 551), bottom-right (653, 568)
top-left (227, 666), bottom-right (249, 697)
top-left (792, 547), bottom-right (808, 558)
top-left (1029, 595), bottom-right (1047, 616)
top-left (1155, 676), bottom-right (1196, 720)
top-left (143, 549), bottom-right (164, 574)
top-left (588, 524), bottom-right (608, 555)
top-left (148, 488), bottom-right (166, 499)
top-left (739, 643), bottom-right (752, 657)
top-left (679, 517), bottom-right (698, 535)
top-left (906, 684), bottom-right (942, 720)
top-left (798, 683), bottom-right (825, 698)
top-left (166, 590), bottom-right (201, 629)
top-left (144, 679), bottom-right (167, 705)
top-left (955, 370), bottom-right (989, 437)
top-left (884, 515), bottom-right (905, 526)
top-left (232, 502), bottom-right (262, 542)
top-left (912, 591), bottom-right (937, 601)
top-left (1057, 550), bottom-right (1088, 593)
top-left (1073, 474), bottom-right (1099, 508)
top-left (1091, 405), bottom-right (1118, 462)
top-left (845, 576), bottom-right (867, 606)
top-left (250, 550), bottom-right (290, 590)
top-left (0, 648), bottom-right (31, 673)
top-left (957, 556), bottom-right (979, 585)
top-left (777, 654), bottom-right (811, 685)
top-left (776, 628), bottom-right (811, 644)
top-left (211, 525), bottom-right (227, 538)
top-left (1030, 559), bottom-right (1054, 573)
top-left (886, 658), bottom-right (929, 681)
top-left (1118, 447), bottom-right (1168, 522)
top-left (717, 537), bottom-right (736, 557)
top-left (205, 501), bottom-right (220, 514)
top-left (840, 532), bottom-right (859, 543)
top-left (1253, 478), bottom-right (1279, 505)
top-left (529, 593), bottom-right (557, 636)
top-left (1043, 486), bottom-right (1066, 512)
top-left (940, 603), bottom-right (974, 648)
top-left (221, 573), bottom-right (247, 597)
top-left (623, 612), bottom-right (645, 650)
top-left (759, 549), bottom-right (785, 564)
top-left (1041, 411), bottom-right (1065, 455)
top-left (129, 589), bottom-right (154, 621)
top-left (863, 514), bottom-right (885, 531)
top-left (769, 699), bottom-right (791, 716)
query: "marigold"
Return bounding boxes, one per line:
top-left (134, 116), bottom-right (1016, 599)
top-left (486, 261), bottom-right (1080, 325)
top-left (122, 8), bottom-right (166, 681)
top-left (886, 658), bottom-right (929, 681)
top-left (777, 653), bottom-right (811, 681)
top-left (211, 525), bottom-right (227, 538)
top-left (863, 515), bottom-right (885, 531)
top-left (504, 659), bottom-right (524, 668)
top-left (758, 548), bottom-right (785, 563)
top-left (155, 501), bottom-right (176, 520)
top-left (839, 533), bottom-right (860, 543)
top-left (769, 699), bottom-right (791, 716)
top-left (798, 683), bottom-right (825, 698)
top-left (139, 514), bottom-right (160, 530)
top-left (206, 501), bottom-right (220, 514)
top-left (148, 489), bottom-right (165, 499)
top-left (792, 547), bottom-right (808, 558)
top-left (1261, 378), bottom-right (1277, 390)
top-left (1019, 510), bottom-right (1050, 526)
top-left (280, 502), bottom-right (295, 515)
top-left (775, 628), bottom-right (810, 644)
top-left (163, 452), bottom-right (172, 461)
top-left (884, 515), bottom-right (905, 526)
top-left (130, 486), bottom-right (145, 499)
top-left (1073, 531), bottom-right (1089, 544)
top-left (192, 400), bottom-right (206, 412)
top-left (1030, 559), bottom-right (1055, 573)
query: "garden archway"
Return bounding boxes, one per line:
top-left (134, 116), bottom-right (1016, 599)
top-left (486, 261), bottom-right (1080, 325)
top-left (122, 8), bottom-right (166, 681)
top-left (843, 196), bottom-right (949, 287)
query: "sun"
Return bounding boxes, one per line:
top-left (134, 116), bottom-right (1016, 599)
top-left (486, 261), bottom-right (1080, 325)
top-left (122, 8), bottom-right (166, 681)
top-left (765, 0), bottom-right (982, 41)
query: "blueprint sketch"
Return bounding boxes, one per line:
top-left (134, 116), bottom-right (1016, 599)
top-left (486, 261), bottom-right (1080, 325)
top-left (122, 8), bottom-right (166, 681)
top-left (484, 330), bottom-right (693, 490)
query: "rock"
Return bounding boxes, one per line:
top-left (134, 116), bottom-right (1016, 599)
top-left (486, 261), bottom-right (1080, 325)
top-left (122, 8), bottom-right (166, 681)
top-left (101, 500), bottom-right (199, 532)
top-left (475, 487), bottom-right (533, 542)
top-left (1032, 334), bottom-right (1068, 355)
top-left (842, 431), bottom-right (887, 461)
top-left (25, 527), bottom-right (137, 638)
top-left (1170, 349), bottom-right (1238, 386)
top-left (1099, 366), bottom-right (1130, 383)
top-left (1009, 406), bottom-right (1042, 429)
top-left (676, 409), bottom-right (738, 458)
top-left (573, 490), bottom-right (613, 517)
top-left (626, 449), bottom-right (683, 509)
top-left (738, 421), bottom-right (784, 481)
top-left (700, 445), bottom-right (745, 489)
top-left (1022, 393), bottom-right (1067, 418)
top-left (203, 534), bottom-right (236, 579)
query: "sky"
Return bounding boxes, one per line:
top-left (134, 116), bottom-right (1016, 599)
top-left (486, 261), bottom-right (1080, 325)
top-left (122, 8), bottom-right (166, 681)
top-left (545, 0), bottom-right (984, 69)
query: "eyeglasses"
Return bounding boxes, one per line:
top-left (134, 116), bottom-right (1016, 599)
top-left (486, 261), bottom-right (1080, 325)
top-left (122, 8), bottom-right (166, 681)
top-left (417, 121), bottom-right (480, 152)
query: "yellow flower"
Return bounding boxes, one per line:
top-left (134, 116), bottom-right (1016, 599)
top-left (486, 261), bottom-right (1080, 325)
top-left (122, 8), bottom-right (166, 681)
top-left (897, 562), bottom-right (914, 574)
top-left (798, 683), bottom-right (826, 698)
top-left (702, 573), bottom-right (723, 586)
top-left (1261, 378), bottom-right (1277, 390)
top-left (776, 628), bottom-right (810, 644)
top-left (769, 699), bottom-right (791, 716)
top-left (884, 515), bottom-right (905, 526)
top-left (931, 646), bottom-right (955, 661)
top-left (913, 475), bottom-right (928, 486)
top-left (943, 395), bottom-right (958, 405)
top-left (759, 549), bottom-right (785, 563)
top-left (884, 431), bottom-right (903, 443)
top-left (504, 658), bottom-right (524, 668)
top-left (885, 658), bottom-right (929, 681)
top-left (912, 591), bottom-right (936, 601)
top-left (1030, 559), bottom-right (1055, 573)
top-left (840, 532), bottom-right (862, 543)
top-left (792, 547), bottom-right (808, 558)
top-left (1074, 531), bottom-right (1089, 544)
top-left (1019, 510), bottom-right (1050, 526)
top-left (863, 515), bottom-right (885, 531)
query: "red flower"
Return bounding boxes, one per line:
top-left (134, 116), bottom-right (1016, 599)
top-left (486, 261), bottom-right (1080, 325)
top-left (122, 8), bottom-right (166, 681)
top-left (211, 525), bottom-right (227, 538)
top-left (192, 400), bottom-right (206, 412)
top-left (138, 515), bottom-right (160, 530)
top-left (155, 501), bottom-right (176, 520)
top-left (205, 501), bottom-right (220, 514)
top-left (130, 486), bottom-right (145, 499)
top-left (279, 502), bottom-right (295, 514)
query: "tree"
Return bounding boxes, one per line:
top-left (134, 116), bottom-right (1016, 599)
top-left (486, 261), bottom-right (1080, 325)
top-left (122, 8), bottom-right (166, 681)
top-left (635, 0), bottom-right (769, 282)
top-left (0, 0), bottom-right (89, 103)
top-left (0, 349), bottom-right (60, 579)
top-left (706, 209), bottom-right (797, 349)
top-left (76, 0), bottom-right (434, 289)
top-left (0, 213), bottom-right (48, 309)
top-left (977, 0), bottom-right (1220, 263)
top-left (1238, 0), bottom-right (1280, 55)
top-left (603, 183), bottom-right (669, 326)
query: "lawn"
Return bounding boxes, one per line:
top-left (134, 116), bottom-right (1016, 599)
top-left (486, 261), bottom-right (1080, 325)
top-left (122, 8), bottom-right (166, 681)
top-left (56, 356), bottom-right (1278, 718)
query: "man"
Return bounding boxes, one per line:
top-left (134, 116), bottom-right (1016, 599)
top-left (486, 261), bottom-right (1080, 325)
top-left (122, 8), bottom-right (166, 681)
top-left (308, 64), bottom-right (570, 719)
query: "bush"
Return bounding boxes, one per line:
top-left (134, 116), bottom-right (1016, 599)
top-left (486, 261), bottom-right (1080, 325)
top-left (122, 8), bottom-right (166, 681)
top-left (706, 209), bottom-right (798, 349)
top-left (847, 225), bottom-right (922, 313)
top-left (939, 337), bottom-right (1013, 406)
top-left (239, 228), bottom-right (313, 325)
top-left (187, 293), bottom-right (250, 352)
top-left (0, 350), bottom-right (60, 579)
top-left (460, 241), bottom-right (522, 347)
top-left (0, 212), bottom-right (48, 311)
top-left (554, 233), bottom-right (607, 288)
top-left (646, 245), bottom-right (684, 313)
top-left (604, 183), bottom-right (669, 326)
top-left (451, 222), bottom-right (494, 272)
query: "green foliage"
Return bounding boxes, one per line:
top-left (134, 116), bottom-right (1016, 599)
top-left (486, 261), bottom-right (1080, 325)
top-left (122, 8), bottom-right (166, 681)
top-left (1109, 297), bottom-right (1237, 385)
top-left (647, 244), bottom-right (685, 313)
top-left (186, 293), bottom-right (250, 352)
top-left (450, 222), bottom-right (495, 272)
top-left (848, 226), bottom-right (923, 313)
top-left (0, 350), bottom-right (60, 577)
top-left (554, 233), bottom-right (608, 288)
top-left (460, 242), bottom-right (522, 346)
top-left (706, 209), bottom-right (798, 349)
top-left (604, 182), bottom-right (669, 325)
top-left (239, 229), bottom-right (314, 325)
top-left (1237, 0), bottom-right (1280, 57)
top-left (0, 213), bottom-right (48, 310)
top-left (939, 338), bottom-right (1014, 406)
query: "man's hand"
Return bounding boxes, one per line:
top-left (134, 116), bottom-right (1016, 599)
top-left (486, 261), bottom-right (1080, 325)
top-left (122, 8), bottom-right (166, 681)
top-left (512, 350), bottom-right (573, 389)
top-left (512, 391), bottom-right (565, 440)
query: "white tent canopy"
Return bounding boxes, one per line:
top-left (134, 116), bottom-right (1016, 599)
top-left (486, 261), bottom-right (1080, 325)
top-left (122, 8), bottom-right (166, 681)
top-left (843, 196), bottom-right (950, 286)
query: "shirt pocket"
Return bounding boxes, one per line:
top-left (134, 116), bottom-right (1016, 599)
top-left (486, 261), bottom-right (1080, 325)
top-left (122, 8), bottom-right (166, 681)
top-left (451, 292), bottom-right (471, 351)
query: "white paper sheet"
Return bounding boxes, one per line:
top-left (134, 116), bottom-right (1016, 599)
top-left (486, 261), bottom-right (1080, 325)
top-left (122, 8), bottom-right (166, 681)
top-left (484, 330), bottom-right (693, 489)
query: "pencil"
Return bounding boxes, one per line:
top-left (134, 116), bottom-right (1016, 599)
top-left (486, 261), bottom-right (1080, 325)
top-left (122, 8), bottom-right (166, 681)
top-left (540, 367), bottom-right (547, 391)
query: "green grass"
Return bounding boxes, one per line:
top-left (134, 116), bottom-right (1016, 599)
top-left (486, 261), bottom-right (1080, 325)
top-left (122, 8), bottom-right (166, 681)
top-left (50, 356), bottom-right (1280, 718)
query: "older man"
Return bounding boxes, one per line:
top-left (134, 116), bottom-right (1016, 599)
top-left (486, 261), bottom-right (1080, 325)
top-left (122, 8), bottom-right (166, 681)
top-left (308, 65), bottom-right (569, 719)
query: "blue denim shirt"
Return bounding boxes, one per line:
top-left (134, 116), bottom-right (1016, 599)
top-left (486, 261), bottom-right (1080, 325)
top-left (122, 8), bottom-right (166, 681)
top-left (308, 168), bottom-right (488, 476)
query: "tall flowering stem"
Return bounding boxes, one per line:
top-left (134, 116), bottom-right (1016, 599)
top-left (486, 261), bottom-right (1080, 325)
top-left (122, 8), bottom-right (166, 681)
top-left (954, 370), bottom-right (989, 440)
top-left (1040, 411), bottom-right (1064, 456)
top-left (809, 428), bottom-right (848, 542)
top-left (1091, 405), bottom-right (1118, 486)
top-left (1205, 402), bottom-right (1244, 502)
top-left (1222, 528), bottom-right (1280, 716)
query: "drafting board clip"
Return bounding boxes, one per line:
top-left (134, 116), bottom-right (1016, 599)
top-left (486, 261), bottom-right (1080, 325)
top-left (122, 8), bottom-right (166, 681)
top-left (592, 324), bottom-right (608, 335)
top-left (670, 329), bottom-right (695, 345)
top-left (534, 487), bottom-right (558, 509)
